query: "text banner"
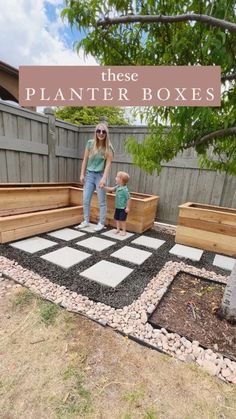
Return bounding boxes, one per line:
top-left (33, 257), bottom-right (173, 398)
top-left (19, 66), bottom-right (221, 106)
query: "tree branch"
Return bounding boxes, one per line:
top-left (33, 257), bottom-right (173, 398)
top-left (221, 72), bottom-right (236, 82)
top-left (97, 14), bottom-right (236, 33)
top-left (184, 126), bottom-right (236, 149)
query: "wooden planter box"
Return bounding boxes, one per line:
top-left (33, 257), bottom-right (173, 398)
top-left (0, 187), bottom-right (83, 243)
top-left (176, 202), bottom-right (236, 257)
top-left (0, 185), bottom-right (158, 243)
top-left (70, 188), bottom-right (159, 234)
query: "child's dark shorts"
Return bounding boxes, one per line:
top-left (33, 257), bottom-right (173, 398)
top-left (114, 208), bottom-right (127, 221)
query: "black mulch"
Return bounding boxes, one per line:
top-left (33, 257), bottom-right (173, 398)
top-left (0, 227), bottom-right (230, 309)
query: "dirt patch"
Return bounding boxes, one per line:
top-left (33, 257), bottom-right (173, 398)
top-left (1, 283), bottom-right (236, 419)
top-left (149, 272), bottom-right (236, 360)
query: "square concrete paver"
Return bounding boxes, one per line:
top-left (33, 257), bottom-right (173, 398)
top-left (41, 246), bottom-right (91, 269)
top-left (10, 236), bottom-right (57, 254)
top-left (169, 244), bottom-right (203, 261)
top-left (111, 245), bottom-right (152, 265)
top-left (76, 237), bottom-right (115, 251)
top-left (47, 228), bottom-right (85, 241)
top-left (102, 229), bottom-right (134, 241)
top-left (213, 254), bottom-right (236, 271)
top-left (80, 260), bottom-right (133, 287)
top-left (131, 235), bottom-right (165, 249)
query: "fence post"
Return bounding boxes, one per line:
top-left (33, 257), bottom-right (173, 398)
top-left (44, 107), bottom-right (56, 182)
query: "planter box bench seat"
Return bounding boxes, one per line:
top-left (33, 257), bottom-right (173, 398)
top-left (0, 183), bottom-right (158, 243)
top-left (0, 187), bottom-right (83, 243)
top-left (0, 185), bottom-right (159, 243)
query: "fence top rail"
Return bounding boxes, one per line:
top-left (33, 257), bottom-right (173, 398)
top-left (55, 118), bottom-right (80, 131)
top-left (0, 101), bottom-right (48, 122)
top-left (77, 125), bottom-right (150, 132)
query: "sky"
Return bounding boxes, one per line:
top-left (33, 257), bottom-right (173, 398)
top-left (0, 0), bottom-right (140, 123)
top-left (0, 0), bottom-right (97, 68)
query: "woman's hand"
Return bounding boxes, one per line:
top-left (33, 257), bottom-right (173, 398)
top-left (80, 174), bottom-right (85, 184)
top-left (99, 178), bottom-right (106, 188)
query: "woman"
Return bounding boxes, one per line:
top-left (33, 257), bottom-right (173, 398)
top-left (78, 123), bottom-right (114, 232)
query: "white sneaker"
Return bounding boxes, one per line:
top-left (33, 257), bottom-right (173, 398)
top-left (93, 223), bottom-right (105, 232)
top-left (77, 221), bottom-right (90, 229)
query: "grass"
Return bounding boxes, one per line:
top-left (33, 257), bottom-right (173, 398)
top-left (58, 363), bottom-right (93, 418)
top-left (11, 288), bottom-right (61, 326)
top-left (11, 288), bottom-right (36, 308)
top-left (143, 408), bottom-right (159, 419)
top-left (123, 386), bottom-right (145, 404)
top-left (121, 407), bottom-right (158, 419)
top-left (37, 299), bottom-right (61, 325)
top-left (122, 386), bottom-right (159, 419)
top-left (2, 287), bottom-right (236, 419)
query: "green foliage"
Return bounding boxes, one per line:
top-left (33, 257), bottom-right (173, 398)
top-left (143, 408), bottom-right (159, 419)
top-left (62, 0), bottom-right (236, 174)
top-left (11, 290), bottom-right (62, 326)
top-left (55, 106), bottom-right (130, 125)
top-left (59, 365), bottom-right (93, 417)
top-left (38, 300), bottom-right (61, 325)
top-left (123, 387), bottom-right (145, 404)
top-left (11, 289), bottom-right (36, 308)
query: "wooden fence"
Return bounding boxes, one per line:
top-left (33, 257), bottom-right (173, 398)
top-left (0, 101), bottom-right (235, 223)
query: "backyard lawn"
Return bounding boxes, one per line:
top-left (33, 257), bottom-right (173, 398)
top-left (1, 280), bottom-right (236, 419)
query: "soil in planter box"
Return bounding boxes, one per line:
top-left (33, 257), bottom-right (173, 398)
top-left (149, 272), bottom-right (236, 360)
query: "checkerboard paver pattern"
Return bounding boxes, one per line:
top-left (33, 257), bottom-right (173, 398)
top-left (111, 245), bottom-right (152, 265)
top-left (47, 228), bottom-right (85, 241)
top-left (41, 246), bottom-right (91, 269)
top-left (10, 237), bottom-right (57, 254)
top-left (76, 237), bottom-right (116, 251)
top-left (80, 260), bottom-right (133, 287)
top-left (169, 244), bottom-right (203, 261)
top-left (9, 227), bottom-right (232, 294)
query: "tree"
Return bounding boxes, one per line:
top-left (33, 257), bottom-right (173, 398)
top-left (62, 0), bottom-right (236, 175)
top-left (55, 106), bottom-right (130, 125)
top-left (62, 0), bottom-right (236, 322)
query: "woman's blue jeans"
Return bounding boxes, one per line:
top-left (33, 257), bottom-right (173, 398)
top-left (83, 170), bottom-right (106, 225)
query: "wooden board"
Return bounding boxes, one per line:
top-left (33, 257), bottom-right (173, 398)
top-left (176, 202), bottom-right (236, 257)
top-left (0, 187), bottom-right (70, 216)
top-left (176, 225), bottom-right (236, 257)
top-left (0, 206), bottom-right (83, 243)
top-left (0, 182), bottom-right (82, 188)
top-left (179, 217), bottom-right (236, 236)
top-left (179, 203), bottom-right (236, 227)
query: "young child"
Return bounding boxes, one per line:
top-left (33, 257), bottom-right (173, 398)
top-left (105, 171), bottom-right (131, 236)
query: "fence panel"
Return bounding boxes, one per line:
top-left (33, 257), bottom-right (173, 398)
top-left (0, 102), bottom-right (235, 223)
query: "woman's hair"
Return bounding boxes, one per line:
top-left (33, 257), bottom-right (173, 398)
top-left (91, 123), bottom-right (113, 158)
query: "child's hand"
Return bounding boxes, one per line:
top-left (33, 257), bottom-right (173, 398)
top-left (125, 207), bottom-right (130, 213)
top-left (99, 178), bottom-right (106, 188)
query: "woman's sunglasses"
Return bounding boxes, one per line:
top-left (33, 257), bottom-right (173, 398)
top-left (96, 129), bottom-right (107, 135)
